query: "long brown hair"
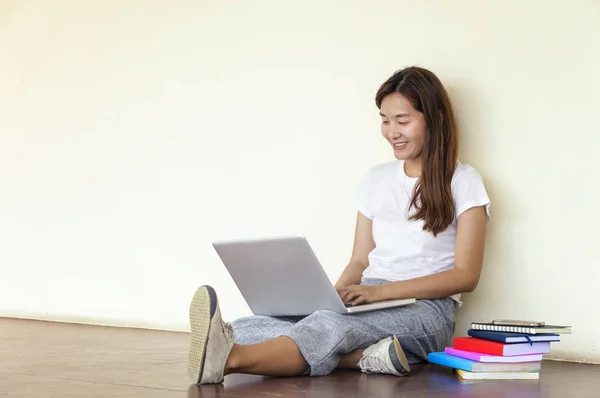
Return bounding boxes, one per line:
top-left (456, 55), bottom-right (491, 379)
top-left (375, 66), bottom-right (458, 236)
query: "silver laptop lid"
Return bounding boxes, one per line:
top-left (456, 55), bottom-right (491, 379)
top-left (212, 235), bottom-right (346, 316)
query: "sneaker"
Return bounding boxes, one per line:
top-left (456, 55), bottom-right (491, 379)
top-left (358, 336), bottom-right (410, 376)
top-left (187, 285), bottom-right (235, 384)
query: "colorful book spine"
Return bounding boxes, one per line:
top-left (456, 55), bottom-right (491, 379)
top-left (467, 329), bottom-right (560, 343)
top-left (456, 369), bottom-right (540, 380)
top-left (453, 337), bottom-right (551, 356)
top-left (444, 347), bottom-right (543, 363)
top-left (428, 352), bottom-right (541, 372)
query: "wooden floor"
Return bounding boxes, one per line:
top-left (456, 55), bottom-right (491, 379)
top-left (1, 318), bottom-right (599, 397)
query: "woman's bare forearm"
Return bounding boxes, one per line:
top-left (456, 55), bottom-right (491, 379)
top-left (334, 261), bottom-right (368, 289)
top-left (379, 268), bottom-right (479, 300)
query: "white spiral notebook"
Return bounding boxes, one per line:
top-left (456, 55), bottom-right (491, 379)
top-left (470, 322), bottom-right (571, 335)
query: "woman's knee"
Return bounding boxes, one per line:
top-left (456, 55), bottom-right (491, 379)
top-left (295, 310), bottom-right (347, 334)
top-left (307, 309), bottom-right (341, 320)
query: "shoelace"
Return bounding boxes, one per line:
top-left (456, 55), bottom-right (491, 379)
top-left (358, 351), bottom-right (391, 374)
top-left (222, 321), bottom-right (234, 340)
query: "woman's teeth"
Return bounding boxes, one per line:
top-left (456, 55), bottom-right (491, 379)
top-left (394, 142), bottom-right (408, 148)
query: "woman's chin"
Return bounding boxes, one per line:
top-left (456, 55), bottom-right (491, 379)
top-left (393, 150), bottom-right (410, 160)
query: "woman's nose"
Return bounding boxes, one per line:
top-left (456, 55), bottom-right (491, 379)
top-left (388, 125), bottom-right (402, 138)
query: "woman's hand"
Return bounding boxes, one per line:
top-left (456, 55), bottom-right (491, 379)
top-left (338, 284), bottom-right (385, 306)
top-left (334, 212), bottom-right (374, 299)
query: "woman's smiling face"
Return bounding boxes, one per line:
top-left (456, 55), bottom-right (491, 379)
top-left (379, 92), bottom-right (427, 163)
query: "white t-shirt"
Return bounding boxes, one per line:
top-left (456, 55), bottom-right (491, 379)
top-left (356, 160), bottom-right (491, 304)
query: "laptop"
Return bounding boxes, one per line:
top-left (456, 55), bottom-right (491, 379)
top-left (212, 235), bottom-right (416, 316)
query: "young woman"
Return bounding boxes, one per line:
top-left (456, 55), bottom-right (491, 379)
top-left (187, 66), bottom-right (491, 385)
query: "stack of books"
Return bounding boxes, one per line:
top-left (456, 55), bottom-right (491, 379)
top-left (428, 320), bottom-right (571, 380)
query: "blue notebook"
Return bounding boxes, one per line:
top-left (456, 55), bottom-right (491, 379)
top-left (468, 329), bottom-right (560, 343)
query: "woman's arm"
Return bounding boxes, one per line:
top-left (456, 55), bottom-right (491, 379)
top-left (340, 205), bottom-right (487, 305)
top-left (334, 212), bottom-right (375, 292)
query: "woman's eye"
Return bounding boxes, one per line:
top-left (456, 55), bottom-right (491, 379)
top-left (382, 121), bottom-right (390, 125)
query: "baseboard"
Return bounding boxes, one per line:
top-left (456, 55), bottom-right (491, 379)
top-left (543, 356), bottom-right (600, 365)
top-left (0, 312), bottom-right (188, 333)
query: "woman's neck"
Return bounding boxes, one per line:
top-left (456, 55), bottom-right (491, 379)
top-left (403, 158), bottom-right (422, 178)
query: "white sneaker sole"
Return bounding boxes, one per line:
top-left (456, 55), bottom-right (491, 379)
top-left (392, 336), bottom-right (411, 375)
top-left (187, 286), bottom-right (215, 383)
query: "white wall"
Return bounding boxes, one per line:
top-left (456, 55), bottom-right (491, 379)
top-left (1, 1), bottom-right (599, 363)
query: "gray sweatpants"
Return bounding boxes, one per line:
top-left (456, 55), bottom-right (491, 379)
top-left (231, 279), bottom-right (458, 376)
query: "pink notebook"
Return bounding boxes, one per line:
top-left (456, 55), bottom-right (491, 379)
top-left (445, 347), bottom-right (543, 363)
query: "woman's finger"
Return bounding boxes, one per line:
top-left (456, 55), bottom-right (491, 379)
top-left (343, 287), bottom-right (360, 304)
top-left (352, 294), bottom-right (366, 306)
top-left (340, 288), bottom-right (354, 303)
top-left (345, 292), bottom-right (358, 304)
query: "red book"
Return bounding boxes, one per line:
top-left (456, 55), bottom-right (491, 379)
top-left (453, 337), bottom-right (551, 356)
